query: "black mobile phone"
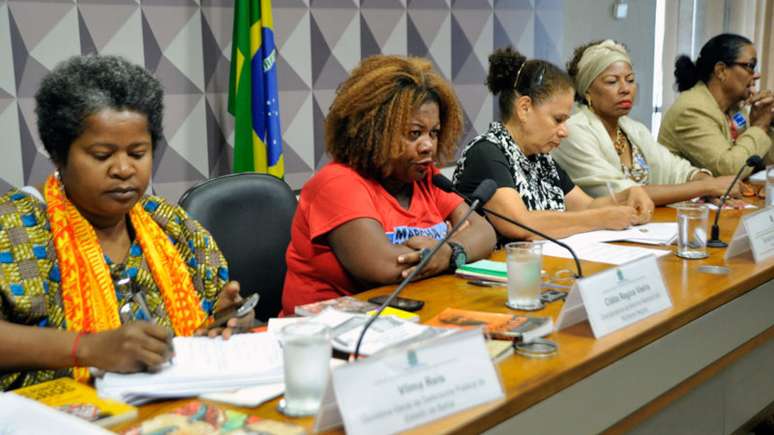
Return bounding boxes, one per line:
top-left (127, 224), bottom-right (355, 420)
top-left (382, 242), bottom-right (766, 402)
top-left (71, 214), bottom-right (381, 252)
top-left (540, 289), bottom-right (567, 303)
top-left (368, 295), bottom-right (425, 312)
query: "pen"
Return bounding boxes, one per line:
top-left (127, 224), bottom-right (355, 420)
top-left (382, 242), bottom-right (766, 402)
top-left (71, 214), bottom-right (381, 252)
top-left (468, 279), bottom-right (571, 290)
top-left (468, 279), bottom-right (506, 287)
top-left (132, 288), bottom-right (175, 364)
top-left (606, 181), bottom-right (618, 205)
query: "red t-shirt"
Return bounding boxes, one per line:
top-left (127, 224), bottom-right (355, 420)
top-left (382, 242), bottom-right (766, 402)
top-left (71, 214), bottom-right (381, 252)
top-left (281, 162), bottom-right (463, 315)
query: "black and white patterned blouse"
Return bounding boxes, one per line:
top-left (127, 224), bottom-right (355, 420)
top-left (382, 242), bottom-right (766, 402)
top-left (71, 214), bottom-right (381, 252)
top-left (452, 122), bottom-right (574, 211)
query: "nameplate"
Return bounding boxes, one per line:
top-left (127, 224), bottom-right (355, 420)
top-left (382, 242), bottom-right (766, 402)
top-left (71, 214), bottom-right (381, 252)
top-left (556, 255), bottom-right (672, 338)
top-left (725, 206), bottom-right (774, 263)
top-left (329, 329), bottom-right (504, 435)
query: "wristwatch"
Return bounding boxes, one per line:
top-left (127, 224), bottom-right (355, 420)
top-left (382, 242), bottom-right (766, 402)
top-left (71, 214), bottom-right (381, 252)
top-left (447, 241), bottom-right (467, 272)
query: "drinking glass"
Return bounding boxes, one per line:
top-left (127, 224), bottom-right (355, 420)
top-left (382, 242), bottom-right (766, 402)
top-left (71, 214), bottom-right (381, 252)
top-left (278, 321), bottom-right (331, 417)
top-left (766, 165), bottom-right (774, 208)
top-left (676, 204), bottom-right (709, 259)
top-left (505, 241), bottom-right (544, 310)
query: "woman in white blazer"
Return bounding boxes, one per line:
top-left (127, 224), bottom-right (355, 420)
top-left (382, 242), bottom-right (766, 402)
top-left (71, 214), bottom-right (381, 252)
top-left (553, 40), bottom-right (737, 205)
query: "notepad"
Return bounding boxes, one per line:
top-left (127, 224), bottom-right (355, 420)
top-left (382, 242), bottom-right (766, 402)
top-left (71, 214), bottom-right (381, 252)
top-left (455, 259), bottom-right (508, 282)
top-left (96, 333), bottom-right (284, 405)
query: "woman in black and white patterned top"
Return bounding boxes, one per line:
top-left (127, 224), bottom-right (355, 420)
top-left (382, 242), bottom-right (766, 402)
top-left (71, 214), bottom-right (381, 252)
top-left (453, 47), bottom-right (653, 241)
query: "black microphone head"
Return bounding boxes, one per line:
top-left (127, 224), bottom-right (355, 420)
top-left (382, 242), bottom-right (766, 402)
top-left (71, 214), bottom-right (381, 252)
top-left (432, 174), bottom-right (454, 192)
top-left (746, 155), bottom-right (763, 169)
top-left (470, 179), bottom-right (497, 204)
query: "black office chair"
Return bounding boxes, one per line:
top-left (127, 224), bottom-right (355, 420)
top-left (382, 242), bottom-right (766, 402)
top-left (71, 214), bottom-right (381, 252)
top-left (179, 173), bottom-right (297, 322)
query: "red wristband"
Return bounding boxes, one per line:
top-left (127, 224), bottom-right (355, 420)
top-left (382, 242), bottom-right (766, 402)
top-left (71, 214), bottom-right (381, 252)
top-left (71, 331), bottom-right (89, 367)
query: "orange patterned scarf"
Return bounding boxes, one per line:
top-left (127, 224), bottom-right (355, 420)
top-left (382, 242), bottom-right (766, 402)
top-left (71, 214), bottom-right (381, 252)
top-left (45, 174), bottom-right (206, 381)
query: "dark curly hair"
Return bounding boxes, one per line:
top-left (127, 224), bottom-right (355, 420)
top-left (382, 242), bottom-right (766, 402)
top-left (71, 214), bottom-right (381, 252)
top-left (325, 55), bottom-right (463, 178)
top-left (674, 33), bottom-right (752, 92)
top-left (565, 39), bottom-right (609, 104)
top-left (35, 55), bottom-right (164, 165)
top-left (486, 46), bottom-right (573, 121)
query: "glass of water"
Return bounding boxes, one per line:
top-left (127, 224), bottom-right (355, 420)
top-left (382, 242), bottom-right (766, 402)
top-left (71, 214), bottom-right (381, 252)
top-left (676, 203), bottom-right (709, 259)
top-left (505, 241), bottom-right (544, 311)
top-left (278, 321), bottom-right (331, 417)
top-left (766, 165), bottom-right (774, 208)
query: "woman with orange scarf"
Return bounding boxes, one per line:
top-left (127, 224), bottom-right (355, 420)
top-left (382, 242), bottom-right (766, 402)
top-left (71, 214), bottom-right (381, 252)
top-left (0, 56), bottom-right (251, 390)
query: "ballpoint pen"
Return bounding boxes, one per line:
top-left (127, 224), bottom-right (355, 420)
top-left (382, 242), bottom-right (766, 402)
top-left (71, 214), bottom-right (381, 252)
top-left (467, 279), bottom-right (570, 290)
top-left (131, 285), bottom-right (175, 364)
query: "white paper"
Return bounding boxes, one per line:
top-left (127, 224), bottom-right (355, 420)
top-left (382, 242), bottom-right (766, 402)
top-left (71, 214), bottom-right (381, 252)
top-left (201, 383), bottom-right (285, 408)
top-left (96, 333), bottom-right (284, 404)
top-left (331, 315), bottom-right (433, 356)
top-left (266, 317), bottom-right (304, 334)
top-left (202, 359), bottom-right (347, 408)
top-left (556, 228), bottom-right (644, 245)
top-left (616, 223), bottom-right (678, 245)
top-left (542, 240), bottom-right (670, 265)
top-left (0, 393), bottom-right (112, 435)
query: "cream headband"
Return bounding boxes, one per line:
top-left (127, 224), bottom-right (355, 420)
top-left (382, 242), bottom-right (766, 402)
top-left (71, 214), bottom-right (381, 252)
top-left (575, 39), bottom-right (631, 98)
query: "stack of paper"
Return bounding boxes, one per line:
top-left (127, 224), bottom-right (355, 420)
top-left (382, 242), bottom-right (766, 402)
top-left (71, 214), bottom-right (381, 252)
top-left (615, 223), bottom-right (678, 245)
top-left (96, 333), bottom-right (283, 405)
top-left (541, 240), bottom-right (670, 265)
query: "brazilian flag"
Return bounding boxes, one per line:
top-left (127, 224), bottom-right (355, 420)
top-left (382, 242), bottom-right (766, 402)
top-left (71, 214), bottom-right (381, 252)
top-left (228, 0), bottom-right (283, 177)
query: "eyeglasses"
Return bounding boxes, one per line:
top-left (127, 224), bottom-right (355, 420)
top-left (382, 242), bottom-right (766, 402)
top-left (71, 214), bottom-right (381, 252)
top-left (541, 268), bottom-right (576, 289)
top-left (728, 61), bottom-right (757, 74)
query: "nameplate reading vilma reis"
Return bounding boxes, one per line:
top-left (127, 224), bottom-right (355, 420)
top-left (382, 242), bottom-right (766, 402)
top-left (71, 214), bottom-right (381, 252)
top-left (725, 206), bottom-right (774, 263)
top-left (331, 329), bottom-right (504, 435)
top-left (557, 255), bottom-right (672, 338)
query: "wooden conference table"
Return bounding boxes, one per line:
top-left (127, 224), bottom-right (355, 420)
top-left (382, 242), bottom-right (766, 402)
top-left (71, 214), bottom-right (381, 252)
top-left (117, 205), bottom-right (774, 434)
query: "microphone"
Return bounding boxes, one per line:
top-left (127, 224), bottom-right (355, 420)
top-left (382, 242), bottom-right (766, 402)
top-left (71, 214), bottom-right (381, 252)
top-left (432, 174), bottom-right (583, 278)
top-left (706, 155), bottom-right (762, 248)
top-left (352, 179), bottom-right (497, 359)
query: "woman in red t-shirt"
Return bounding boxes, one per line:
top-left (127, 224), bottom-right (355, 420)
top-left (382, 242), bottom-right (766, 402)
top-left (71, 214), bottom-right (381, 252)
top-left (281, 55), bottom-right (497, 314)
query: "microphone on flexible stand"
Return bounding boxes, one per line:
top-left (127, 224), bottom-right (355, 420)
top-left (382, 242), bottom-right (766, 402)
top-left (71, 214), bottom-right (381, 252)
top-left (432, 174), bottom-right (583, 278)
top-left (352, 178), bottom-right (498, 360)
top-left (706, 155), bottom-right (762, 248)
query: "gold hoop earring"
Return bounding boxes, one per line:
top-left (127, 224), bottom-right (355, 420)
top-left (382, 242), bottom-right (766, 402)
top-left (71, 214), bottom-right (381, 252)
top-left (586, 96), bottom-right (593, 111)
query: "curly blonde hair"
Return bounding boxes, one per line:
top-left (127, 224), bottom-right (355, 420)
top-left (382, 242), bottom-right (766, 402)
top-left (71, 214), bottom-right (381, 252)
top-left (325, 55), bottom-right (463, 178)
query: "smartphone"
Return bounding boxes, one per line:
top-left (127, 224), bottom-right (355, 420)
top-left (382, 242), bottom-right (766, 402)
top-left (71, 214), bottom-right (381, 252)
top-left (211, 293), bottom-right (260, 328)
top-left (540, 289), bottom-right (567, 303)
top-left (368, 295), bottom-right (425, 312)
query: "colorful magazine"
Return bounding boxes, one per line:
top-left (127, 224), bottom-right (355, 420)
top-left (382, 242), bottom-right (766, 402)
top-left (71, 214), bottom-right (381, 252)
top-left (121, 401), bottom-right (305, 435)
